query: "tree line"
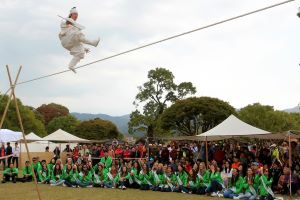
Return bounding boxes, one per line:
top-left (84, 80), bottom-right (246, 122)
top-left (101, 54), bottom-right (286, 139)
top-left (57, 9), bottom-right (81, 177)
top-left (1, 67), bottom-right (299, 140)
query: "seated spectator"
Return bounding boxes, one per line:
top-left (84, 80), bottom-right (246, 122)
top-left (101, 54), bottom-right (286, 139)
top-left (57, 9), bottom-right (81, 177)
top-left (278, 167), bottom-right (298, 195)
top-left (22, 161), bottom-right (33, 182)
top-left (2, 163), bottom-right (18, 183)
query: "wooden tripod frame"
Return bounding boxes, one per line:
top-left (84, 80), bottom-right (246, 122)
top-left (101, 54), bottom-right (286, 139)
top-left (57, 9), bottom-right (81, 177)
top-left (0, 65), bottom-right (42, 200)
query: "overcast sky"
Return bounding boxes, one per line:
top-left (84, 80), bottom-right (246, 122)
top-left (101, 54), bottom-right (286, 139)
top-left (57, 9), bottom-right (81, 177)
top-left (0, 0), bottom-right (299, 116)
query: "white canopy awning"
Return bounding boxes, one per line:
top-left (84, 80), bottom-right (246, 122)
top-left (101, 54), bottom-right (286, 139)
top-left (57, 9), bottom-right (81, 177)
top-left (42, 129), bottom-right (88, 142)
top-left (25, 132), bottom-right (43, 141)
top-left (197, 115), bottom-right (271, 141)
top-left (0, 129), bottom-right (22, 143)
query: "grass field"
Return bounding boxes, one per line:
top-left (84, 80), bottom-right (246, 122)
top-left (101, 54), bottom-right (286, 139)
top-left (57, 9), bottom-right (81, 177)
top-left (0, 183), bottom-right (222, 200)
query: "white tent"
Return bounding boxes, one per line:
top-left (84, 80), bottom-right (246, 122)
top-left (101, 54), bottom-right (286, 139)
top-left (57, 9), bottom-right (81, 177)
top-left (42, 129), bottom-right (88, 142)
top-left (25, 132), bottom-right (42, 141)
top-left (197, 115), bottom-right (271, 141)
top-left (0, 129), bottom-right (22, 143)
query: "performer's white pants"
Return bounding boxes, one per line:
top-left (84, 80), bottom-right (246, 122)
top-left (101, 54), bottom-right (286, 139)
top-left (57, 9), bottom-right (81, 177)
top-left (60, 28), bottom-right (96, 68)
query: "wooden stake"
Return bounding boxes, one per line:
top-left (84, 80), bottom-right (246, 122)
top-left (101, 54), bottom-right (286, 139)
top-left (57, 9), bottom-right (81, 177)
top-left (5, 65), bottom-right (42, 200)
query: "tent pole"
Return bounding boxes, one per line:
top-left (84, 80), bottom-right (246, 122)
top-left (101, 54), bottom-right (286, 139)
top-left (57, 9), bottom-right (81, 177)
top-left (205, 136), bottom-right (208, 168)
top-left (288, 131), bottom-right (292, 199)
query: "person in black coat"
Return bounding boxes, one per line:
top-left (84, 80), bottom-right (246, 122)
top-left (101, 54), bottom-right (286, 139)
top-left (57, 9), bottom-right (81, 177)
top-left (6, 142), bottom-right (12, 167)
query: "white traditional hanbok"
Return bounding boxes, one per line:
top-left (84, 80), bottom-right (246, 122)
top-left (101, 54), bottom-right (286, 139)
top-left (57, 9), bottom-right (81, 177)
top-left (58, 7), bottom-right (99, 73)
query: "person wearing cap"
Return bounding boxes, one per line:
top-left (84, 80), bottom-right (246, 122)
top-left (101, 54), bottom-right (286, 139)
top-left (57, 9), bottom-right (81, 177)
top-left (22, 161), bottom-right (33, 182)
top-left (59, 7), bottom-right (100, 73)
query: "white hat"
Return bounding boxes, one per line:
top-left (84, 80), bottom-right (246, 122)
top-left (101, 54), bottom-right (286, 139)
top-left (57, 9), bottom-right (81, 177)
top-left (70, 7), bottom-right (78, 14)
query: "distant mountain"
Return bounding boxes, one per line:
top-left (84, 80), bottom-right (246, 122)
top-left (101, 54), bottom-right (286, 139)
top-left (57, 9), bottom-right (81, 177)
top-left (71, 112), bottom-right (130, 134)
top-left (284, 106), bottom-right (300, 113)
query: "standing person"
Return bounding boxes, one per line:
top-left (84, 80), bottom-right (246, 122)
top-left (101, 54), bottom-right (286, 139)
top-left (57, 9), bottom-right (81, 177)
top-left (58, 7), bottom-right (100, 73)
top-left (21, 161), bottom-right (33, 182)
top-left (0, 143), bottom-right (6, 170)
top-left (5, 142), bottom-right (12, 167)
top-left (2, 163), bottom-right (18, 183)
top-left (12, 142), bottom-right (20, 168)
top-left (53, 146), bottom-right (60, 160)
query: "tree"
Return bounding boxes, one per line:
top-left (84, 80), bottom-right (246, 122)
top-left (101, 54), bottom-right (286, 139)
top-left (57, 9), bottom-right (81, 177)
top-left (128, 67), bottom-right (196, 137)
top-left (238, 103), bottom-right (300, 132)
top-left (74, 118), bottom-right (120, 140)
top-left (160, 97), bottom-right (236, 135)
top-left (47, 115), bottom-right (79, 134)
top-left (0, 95), bottom-right (47, 136)
top-left (36, 103), bottom-right (69, 125)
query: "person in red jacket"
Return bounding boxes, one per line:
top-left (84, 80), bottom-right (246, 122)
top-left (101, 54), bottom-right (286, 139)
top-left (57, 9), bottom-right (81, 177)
top-left (123, 146), bottom-right (131, 160)
top-left (115, 145), bottom-right (123, 159)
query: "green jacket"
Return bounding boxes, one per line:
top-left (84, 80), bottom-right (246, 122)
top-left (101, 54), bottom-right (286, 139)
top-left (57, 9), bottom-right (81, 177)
top-left (243, 176), bottom-right (259, 194)
top-left (32, 162), bottom-right (42, 172)
top-left (138, 170), bottom-right (152, 185)
top-left (47, 163), bottom-right (54, 173)
top-left (163, 173), bottom-right (177, 185)
top-left (78, 171), bottom-right (93, 184)
top-left (51, 170), bottom-right (64, 181)
top-left (258, 175), bottom-right (273, 197)
top-left (150, 171), bottom-right (164, 186)
top-left (228, 176), bottom-right (245, 194)
top-left (104, 172), bottom-right (120, 184)
top-left (100, 156), bottom-right (112, 169)
top-left (175, 171), bottom-right (188, 187)
top-left (38, 169), bottom-right (50, 182)
top-left (187, 176), bottom-right (200, 189)
top-left (198, 170), bottom-right (210, 186)
top-left (63, 169), bottom-right (76, 182)
top-left (3, 167), bottom-right (18, 175)
top-left (208, 171), bottom-right (223, 185)
top-left (93, 169), bottom-right (107, 184)
top-left (23, 166), bottom-right (33, 176)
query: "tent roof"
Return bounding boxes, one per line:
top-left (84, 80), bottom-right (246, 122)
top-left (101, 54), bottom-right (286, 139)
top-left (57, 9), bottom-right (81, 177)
top-left (25, 132), bottom-right (42, 141)
top-left (42, 129), bottom-right (88, 142)
top-left (197, 115), bottom-right (270, 141)
top-left (0, 129), bottom-right (22, 143)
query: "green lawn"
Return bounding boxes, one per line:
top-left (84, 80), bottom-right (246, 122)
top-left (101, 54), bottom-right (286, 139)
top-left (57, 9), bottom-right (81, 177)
top-left (0, 183), bottom-right (220, 200)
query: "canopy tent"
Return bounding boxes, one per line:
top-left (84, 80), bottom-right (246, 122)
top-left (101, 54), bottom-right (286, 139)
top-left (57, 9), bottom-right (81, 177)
top-left (25, 132), bottom-right (43, 141)
top-left (197, 114), bottom-right (271, 141)
top-left (42, 129), bottom-right (88, 142)
top-left (0, 129), bottom-right (22, 143)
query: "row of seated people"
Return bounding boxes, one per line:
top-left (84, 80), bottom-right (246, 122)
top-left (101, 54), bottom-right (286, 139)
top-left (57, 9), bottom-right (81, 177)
top-left (2, 154), bottom-right (277, 200)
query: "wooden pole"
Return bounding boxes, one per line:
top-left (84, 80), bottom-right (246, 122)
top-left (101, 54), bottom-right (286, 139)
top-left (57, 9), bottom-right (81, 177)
top-left (205, 136), bottom-right (208, 168)
top-left (288, 131), bottom-right (292, 199)
top-left (0, 67), bottom-right (21, 128)
top-left (6, 65), bottom-right (42, 200)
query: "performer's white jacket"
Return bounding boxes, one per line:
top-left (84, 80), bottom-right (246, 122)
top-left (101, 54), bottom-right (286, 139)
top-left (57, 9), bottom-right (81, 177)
top-left (58, 20), bottom-right (97, 68)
